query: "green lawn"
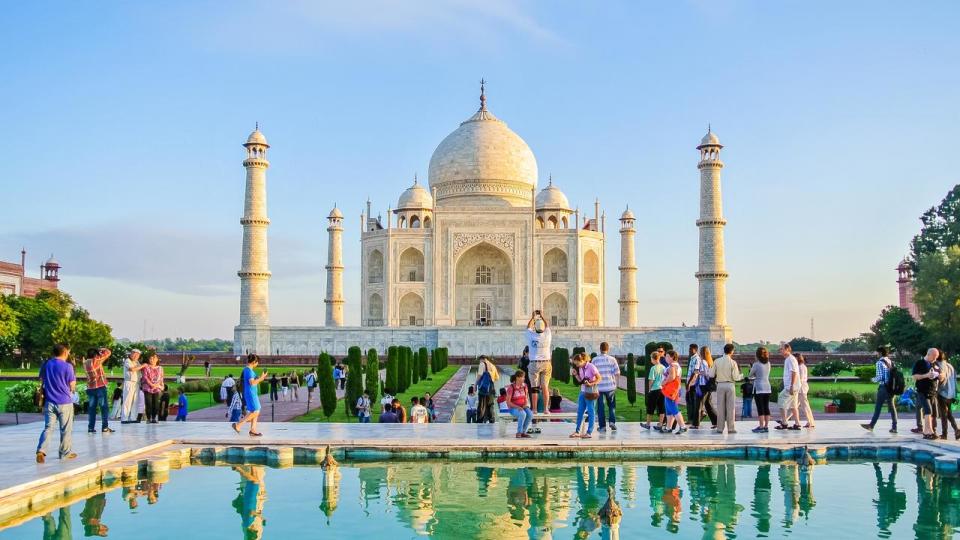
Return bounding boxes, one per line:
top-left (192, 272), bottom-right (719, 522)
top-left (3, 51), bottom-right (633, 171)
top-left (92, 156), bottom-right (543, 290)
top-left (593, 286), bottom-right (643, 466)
top-left (292, 366), bottom-right (460, 423)
top-left (553, 381), bottom-right (648, 422)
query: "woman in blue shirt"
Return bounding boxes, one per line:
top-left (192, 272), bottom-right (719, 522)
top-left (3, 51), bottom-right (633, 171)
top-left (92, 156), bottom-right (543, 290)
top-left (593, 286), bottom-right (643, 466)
top-left (233, 354), bottom-right (268, 437)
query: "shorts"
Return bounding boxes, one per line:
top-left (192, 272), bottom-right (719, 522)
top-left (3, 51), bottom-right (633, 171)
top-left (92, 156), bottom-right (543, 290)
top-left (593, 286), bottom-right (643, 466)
top-left (664, 397), bottom-right (680, 416)
top-left (917, 392), bottom-right (934, 415)
top-left (245, 394), bottom-right (261, 412)
top-left (778, 388), bottom-right (797, 410)
top-left (528, 361), bottom-right (552, 390)
top-left (646, 389), bottom-right (665, 415)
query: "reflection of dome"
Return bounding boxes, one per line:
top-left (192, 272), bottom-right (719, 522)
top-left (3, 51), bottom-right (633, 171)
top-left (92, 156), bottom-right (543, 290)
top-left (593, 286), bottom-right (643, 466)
top-left (397, 179), bottom-right (433, 209)
top-left (246, 129), bottom-right (268, 146)
top-left (428, 88), bottom-right (538, 207)
top-left (328, 206), bottom-right (343, 219)
top-left (535, 178), bottom-right (569, 210)
top-left (698, 128), bottom-right (720, 147)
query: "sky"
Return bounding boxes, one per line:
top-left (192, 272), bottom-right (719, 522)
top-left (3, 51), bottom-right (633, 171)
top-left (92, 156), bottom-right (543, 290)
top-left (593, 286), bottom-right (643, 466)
top-left (1, 1), bottom-right (957, 343)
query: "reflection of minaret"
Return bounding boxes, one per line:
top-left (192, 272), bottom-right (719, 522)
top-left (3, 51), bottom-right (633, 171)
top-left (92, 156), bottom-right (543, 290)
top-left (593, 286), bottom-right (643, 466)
top-left (618, 207), bottom-right (638, 327)
top-left (696, 126), bottom-right (729, 327)
top-left (238, 126), bottom-right (272, 329)
top-left (325, 205), bottom-right (345, 326)
top-left (320, 467), bottom-right (341, 522)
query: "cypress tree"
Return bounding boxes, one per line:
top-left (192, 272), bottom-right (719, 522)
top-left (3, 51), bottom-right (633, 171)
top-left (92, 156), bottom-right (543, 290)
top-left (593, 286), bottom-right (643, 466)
top-left (626, 353), bottom-right (637, 406)
top-left (317, 352), bottom-right (338, 419)
top-left (552, 347), bottom-right (570, 384)
top-left (430, 349), bottom-right (438, 373)
top-left (346, 346), bottom-right (363, 415)
top-left (411, 350), bottom-right (421, 385)
top-left (365, 348), bottom-right (379, 406)
top-left (418, 347), bottom-right (429, 379)
top-left (386, 346), bottom-right (398, 394)
top-left (398, 347), bottom-right (408, 392)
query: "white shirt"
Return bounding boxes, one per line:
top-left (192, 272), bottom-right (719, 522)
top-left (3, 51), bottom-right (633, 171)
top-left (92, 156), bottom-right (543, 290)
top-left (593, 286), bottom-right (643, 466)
top-left (798, 363), bottom-right (809, 394)
top-left (123, 357), bottom-right (140, 383)
top-left (526, 327), bottom-right (553, 362)
top-left (222, 377), bottom-right (236, 389)
top-left (783, 354), bottom-right (799, 391)
top-left (410, 404), bottom-right (429, 423)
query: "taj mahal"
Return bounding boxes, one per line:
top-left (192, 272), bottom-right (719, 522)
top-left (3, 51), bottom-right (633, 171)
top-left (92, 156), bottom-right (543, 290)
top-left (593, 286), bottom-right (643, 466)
top-left (234, 83), bottom-right (733, 357)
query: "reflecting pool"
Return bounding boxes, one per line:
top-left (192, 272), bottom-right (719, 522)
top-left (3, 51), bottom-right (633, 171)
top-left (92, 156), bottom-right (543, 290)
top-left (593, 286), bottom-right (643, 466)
top-left (4, 460), bottom-right (960, 539)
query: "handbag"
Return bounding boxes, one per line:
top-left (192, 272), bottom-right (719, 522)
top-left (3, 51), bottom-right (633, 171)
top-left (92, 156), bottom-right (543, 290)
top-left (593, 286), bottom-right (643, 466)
top-left (583, 384), bottom-right (600, 401)
top-left (704, 376), bottom-right (718, 393)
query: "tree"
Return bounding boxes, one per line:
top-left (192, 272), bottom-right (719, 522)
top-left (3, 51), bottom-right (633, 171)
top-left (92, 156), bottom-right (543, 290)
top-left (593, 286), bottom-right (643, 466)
top-left (50, 307), bottom-right (113, 361)
top-left (867, 306), bottom-right (929, 360)
top-left (398, 347), bottom-right (408, 393)
top-left (386, 346), bottom-right (398, 394)
top-left (914, 246), bottom-right (960, 355)
top-left (626, 353), bottom-right (637, 406)
top-left (5, 295), bottom-right (59, 364)
top-left (835, 336), bottom-right (870, 353)
top-left (430, 349), bottom-right (438, 373)
top-left (345, 346), bottom-right (364, 415)
top-left (0, 299), bottom-right (20, 366)
top-left (365, 349), bottom-right (379, 405)
top-left (788, 337), bottom-right (827, 352)
top-left (418, 347), bottom-right (429, 379)
top-left (317, 352), bottom-right (337, 419)
top-left (551, 347), bottom-right (570, 384)
top-left (411, 350), bottom-right (420, 385)
top-left (910, 184), bottom-right (960, 271)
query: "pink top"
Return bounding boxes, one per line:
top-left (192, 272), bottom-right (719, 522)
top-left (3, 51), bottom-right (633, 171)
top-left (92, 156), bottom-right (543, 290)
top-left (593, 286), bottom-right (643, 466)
top-left (141, 365), bottom-right (164, 394)
top-left (578, 363), bottom-right (600, 392)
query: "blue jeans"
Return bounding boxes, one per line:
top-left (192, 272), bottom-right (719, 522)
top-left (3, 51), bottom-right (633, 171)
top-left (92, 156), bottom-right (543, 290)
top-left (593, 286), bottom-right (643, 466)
top-left (37, 402), bottom-right (74, 457)
top-left (87, 386), bottom-right (109, 431)
top-left (597, 390), bottom-right (616, 428)
top-left (510, 406), bottom-right (533, 434)
top-left (576, 393), bottom-right (597, 435)
top-left (742, 394), bottom-right (753, 418)
top-left (359, 415), bottom-right (370, 423)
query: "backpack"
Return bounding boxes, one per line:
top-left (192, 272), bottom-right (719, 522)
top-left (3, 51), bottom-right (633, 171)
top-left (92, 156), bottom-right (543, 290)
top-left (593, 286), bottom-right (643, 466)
top-left (886, 362), bottom-right (906, 396)
top-left (477, 371), bottom-right (495, 396)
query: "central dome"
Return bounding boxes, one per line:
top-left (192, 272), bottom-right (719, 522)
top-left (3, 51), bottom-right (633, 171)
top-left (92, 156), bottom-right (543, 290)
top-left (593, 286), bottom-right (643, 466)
top-left (428, 90), bottom-right (538, 207)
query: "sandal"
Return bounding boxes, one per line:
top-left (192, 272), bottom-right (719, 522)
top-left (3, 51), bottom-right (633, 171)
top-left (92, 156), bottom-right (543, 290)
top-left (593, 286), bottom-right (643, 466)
top-left (569, 433), bottom-right (581, 438)
top-left (231, 423), bottom-right (241, 434)
top-left (248, 431), bottom-right (263, 437)
top-left (581, 433), bottom-right (592, 439)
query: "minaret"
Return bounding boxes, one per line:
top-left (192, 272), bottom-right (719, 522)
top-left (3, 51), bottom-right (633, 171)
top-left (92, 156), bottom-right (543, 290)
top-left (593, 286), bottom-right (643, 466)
top-left (696, 126), bottom-right (729, 327)
top-left (325, 205), bottom-right (345, 326)
top-left (618, 207), bottom-right (638, 327)
top-left (897, 259), bottom-right (920, 319)
top-left (238, 126), bottom-right (271, 330)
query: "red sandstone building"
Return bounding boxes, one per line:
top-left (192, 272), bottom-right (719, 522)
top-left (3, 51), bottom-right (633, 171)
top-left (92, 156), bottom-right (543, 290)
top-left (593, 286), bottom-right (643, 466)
top-left (0, 250), bottom-right (61, 297)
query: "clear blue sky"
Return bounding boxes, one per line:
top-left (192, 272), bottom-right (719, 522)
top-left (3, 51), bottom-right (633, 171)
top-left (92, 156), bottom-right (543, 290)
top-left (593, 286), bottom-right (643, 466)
top-left (1, 1), bottom-right (956, 343)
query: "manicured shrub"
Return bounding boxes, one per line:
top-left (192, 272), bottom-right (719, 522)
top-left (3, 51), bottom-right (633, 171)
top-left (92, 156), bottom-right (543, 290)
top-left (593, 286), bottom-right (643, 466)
top-left (365, 348), bottom-right (379, 405)
top-left (551, 347), bottom-right (570, 384)
top-left (346, 346), bottom-right (364, 415)
top-left (398, 347), bottom-right (409, 393)
top-left (626, 353), bottom-right (637, 406)
top-left (3, 380), bottom-right (41, 413)
top-left (854, 366), bottom-right (874, 382)
top-left (317, 352), bottom-right (338, 419)
top-left (386, 346), bottom-right (398, 394)
top-left (418, 347), bottom-right (429, 380)
top-left (411, 350), bottom-right (421, 385)
top-left (811, 358), bottom-right (853, 377)
top-left (835, 392), bottom-right (857, 413)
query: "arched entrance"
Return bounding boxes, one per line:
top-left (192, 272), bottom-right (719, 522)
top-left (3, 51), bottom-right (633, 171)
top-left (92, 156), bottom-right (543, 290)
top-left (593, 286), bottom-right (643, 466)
top-left (398, 292), bottom-right (424, 326)
top-left (455, 242), bottom-right (513, 326)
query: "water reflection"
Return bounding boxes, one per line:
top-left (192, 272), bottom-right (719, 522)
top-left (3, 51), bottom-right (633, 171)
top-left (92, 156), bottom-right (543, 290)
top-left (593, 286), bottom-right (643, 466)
top-left (9, 459), bottom-right (960, 539)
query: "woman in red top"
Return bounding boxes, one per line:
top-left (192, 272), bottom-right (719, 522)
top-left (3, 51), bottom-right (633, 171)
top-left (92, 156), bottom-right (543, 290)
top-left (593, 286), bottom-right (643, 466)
top-left (506, 372), bottom-right (534, 438)
top-left (140, 352), bottom-right (165, 424)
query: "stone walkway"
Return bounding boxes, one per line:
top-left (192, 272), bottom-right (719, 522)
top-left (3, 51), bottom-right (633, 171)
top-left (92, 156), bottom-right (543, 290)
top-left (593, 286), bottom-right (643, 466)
top-left (430, 366), bottom-right (470, 423)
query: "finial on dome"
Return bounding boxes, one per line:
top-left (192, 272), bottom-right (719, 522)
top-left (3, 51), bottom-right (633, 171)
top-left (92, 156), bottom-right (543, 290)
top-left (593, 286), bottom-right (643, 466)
top-left (548, 174), bottom-right (553, 187)
top-left (708, 122), bottom-right (711, 133)
top-left (479, 78), bottom-right (487, 111)
top-left (413, 172), bottom-right (418, 185)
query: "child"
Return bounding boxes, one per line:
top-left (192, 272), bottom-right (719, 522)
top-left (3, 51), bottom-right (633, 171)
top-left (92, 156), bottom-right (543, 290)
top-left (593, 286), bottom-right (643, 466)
top-left (175, 389), bottom-right (188, 421)
top-left (228, 390), bottom-right (243, 424)
top-left (549, 388), bottom-right (563, 413)
top-left (497, 387), bottom-right (509, 414)
top-left (465, 386), bottom-right (478, 423)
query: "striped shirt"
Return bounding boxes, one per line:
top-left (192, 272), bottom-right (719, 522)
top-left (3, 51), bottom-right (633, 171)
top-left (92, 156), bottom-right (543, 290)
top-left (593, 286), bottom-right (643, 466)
top-left (591, 354), bottom-right (621, 392)
top-left (872, 357), bottom-right (891, 384)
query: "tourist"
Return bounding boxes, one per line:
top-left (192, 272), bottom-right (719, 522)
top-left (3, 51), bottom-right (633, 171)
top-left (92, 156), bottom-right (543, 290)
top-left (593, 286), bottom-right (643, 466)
top-left (136, 388), bottom-right (145, 422)
top-left (36, 344), bottom-right (77, 463)
top-left (796, 354), bottom-right (815, 428)
top-left (709, 344), bottom-right (742, 434)
top-left (518, 344), bottom-right (539, 433)
top-left (290, 371), bottom-right (300, 401)
top-left (936, 350), bottom-right (958, 440)
top-left (233, 354), bottom-right (268, 436)
top-left (392, 398), bottom-right (407, 423)
top-left (642, 351), bottom-right (666, 430)
top-left (685, 344), bottom-right (702, 424)
top-left (775, 343), bottom-right (801, 431)
top-left (506, 371), bottom-right (534, 438)
top-left (158, 383), bottom-right (170, 421)
top-left (379, 404), bottom-right (398, 423)
top-left (222, 374), bottom-right (236, 409)
top-left (912, 348), bottom-right (940, 440)
top-left (110, 383), bottom-right (123, 420)
top-left (497, 387), bottom-right (509, 416)
top-left (228, 389), bottom-right (243, 424)
top-left (861, 346), bottom-right (898, 433)
top-left (268, 374), bottom-right (279, 402)
top-left (749, 347), bottom-right (773, 433)
top-left (380, 391), bottom-right (394, 411)
top-left (661, 350), bottom-right (687, 435)
top-left (699, 346), bottom-right (718, 429)
top-left (571, 352), bottom-right (601, 438)
top-left (356, 390), bottom-right (372, 423)
top-left (280, 372), bottom-right (290, 401)
top-left (525, 310), bottom-right (553, 418)
top-left (657, 346), bottom-right (669, 368)
top-left (204, 359), bottom-right (211, 378)
top-left (465, 385), bottom-right (478, 423)
top-left (305, 369), bottom-right (317, 400)
top-left (140, 352), bottom-right (165, 424)
top-left (120, 348), bottom-right (144, 424)
top-left (425, 391), bottom-right (437, 422)
top-left (476, 355), bottom-right (499, 423)
top-left (549, 388), bottom-right (563, 412)
top-left (410, 396), bottom-right (430, 424)
top-left (592, 342), bottom-right (620, 432)
top-left (83, 347), bottom-right (113, 433)
top-left (175, 389), bottom-right (188, 421)
top-left (741, 374), bottom-right (754, 418)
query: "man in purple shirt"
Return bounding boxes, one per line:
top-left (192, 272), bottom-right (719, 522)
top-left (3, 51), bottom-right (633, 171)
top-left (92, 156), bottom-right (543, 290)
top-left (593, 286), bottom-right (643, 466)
top-left (37, 344), bottom-right (77, 463)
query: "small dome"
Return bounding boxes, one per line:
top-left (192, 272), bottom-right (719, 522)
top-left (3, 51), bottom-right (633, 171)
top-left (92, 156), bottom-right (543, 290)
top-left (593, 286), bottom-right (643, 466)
top-left (245, 129), bottom-right (268, 146)
top-left (698, 129), bottom-right (720, 147)
top-left (620, 207), bottom-right (635, 220)
top-left (535, 179), bottom-right (570, 210)
top-left (397, 179), bottom-right (434, 209)
top-left (45, 255), bottom-right (59, 267)
top-left (328, 206), bottom-right (343, 219)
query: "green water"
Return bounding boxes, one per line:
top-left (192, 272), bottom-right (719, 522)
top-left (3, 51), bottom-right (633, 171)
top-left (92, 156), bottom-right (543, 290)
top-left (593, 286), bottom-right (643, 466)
top-left (5, 460), bottom-right (959, 539)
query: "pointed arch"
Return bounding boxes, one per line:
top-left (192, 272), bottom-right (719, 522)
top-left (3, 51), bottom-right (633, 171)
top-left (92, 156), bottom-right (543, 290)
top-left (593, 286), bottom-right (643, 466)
top-left (399, 247), bottom-right (424, 282)
top-left (584, 249), bottom-right (600, 284)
